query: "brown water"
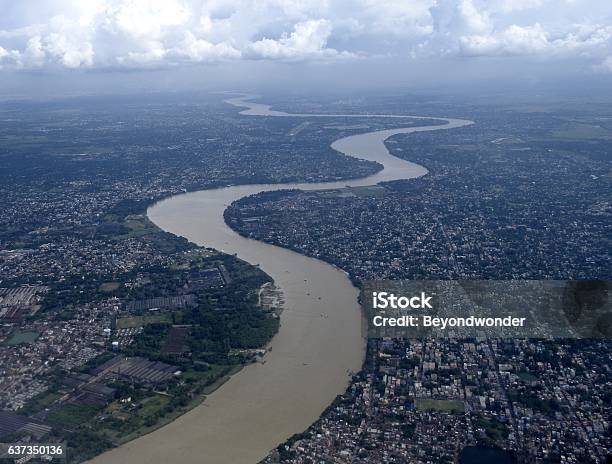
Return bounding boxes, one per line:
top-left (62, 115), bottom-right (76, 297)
top-left (90, 96), bottom-right (473, 464)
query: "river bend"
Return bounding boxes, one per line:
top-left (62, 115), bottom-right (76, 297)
top-left (91, 96), bottom-right (473, 464)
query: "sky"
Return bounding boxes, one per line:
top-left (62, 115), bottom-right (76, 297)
top-left (0, 0), bottom-right (611, 97)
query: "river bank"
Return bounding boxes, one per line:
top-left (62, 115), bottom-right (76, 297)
top-left (90, 96), bottom-right (472, 464)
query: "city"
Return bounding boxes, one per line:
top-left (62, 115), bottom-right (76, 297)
top-left (1, 0), bottom-right (611, 462)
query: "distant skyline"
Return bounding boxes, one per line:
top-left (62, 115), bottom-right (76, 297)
top-left (1, 0), bottom-right (611, 97)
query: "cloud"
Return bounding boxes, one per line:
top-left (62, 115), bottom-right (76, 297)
top-left (0, 46), bottom-right (21, 69)
top-left (43, 24), bottom-right (95, 68)
top-left (459, 23), bottom-right (612, 57)
top-left (594, 55), bottom-right (612, 74)
top-left (458, 0), bottom-right (492, 35)
top-left (176, 31), bottom-right (241, 61)
top-left (460, 23), bottom-right (549, 56)
top-left (0, 0), bottom-right (610, 71)
top-left (248, 19), bottom-right (352, 61)
top-left (106, 0), bottom-right (191, 38)
top-left (342, 0), bottom-right (436, 38)
top-left (23, 36), bottom-right (46, 67)
top-left (496, 0), bottom-right (545, 13)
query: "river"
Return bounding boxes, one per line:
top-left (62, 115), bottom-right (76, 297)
top-left (90, 96), bottom-right (473, 464)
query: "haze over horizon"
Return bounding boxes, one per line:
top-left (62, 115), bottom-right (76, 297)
top-left (0, 0), bottom-right (611, 98)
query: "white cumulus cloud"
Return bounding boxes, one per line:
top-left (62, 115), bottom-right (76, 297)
top-left (0, 0), bottom-right (610, 71)
top-left (0, 46), bottom-right (21, 69)
top-left (459, 23), bottom-right (612, 57)
top-left (248, 19), bottom-right (351, 61)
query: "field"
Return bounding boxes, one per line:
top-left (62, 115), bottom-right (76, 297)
top-left (102, 365), bottom-right (242, 444)
top-left (348, 185), bottom-right (388, 198)
top-left (6, 330), bottom-right (40, 345)
top-left (415, 398), bottom-right (465, 413)
top-left (116, 313), bottom-right (171, 329)
top-left (47, 403), bottom-right (100, 428)
top-left (123, 214), bottom-right (157, 237)
top-left (99, 281), bottom-right (121, 292)
top-left (320, 185), bottom-right (387, 199)
top-left (19, 390), bottom-right (61, 414)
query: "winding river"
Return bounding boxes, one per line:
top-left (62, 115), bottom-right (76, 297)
top-left (91, 96), bottom-right (473, 464)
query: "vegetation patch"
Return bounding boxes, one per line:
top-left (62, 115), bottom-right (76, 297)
top-left (116, 313), bottom-right (172, 329)
top-left (415, 398), bottom-right (465, 413)
top-left (473, 416), bottom-right (510, 443)
top-left (47, 403), bottom-right (101, 428)
top-left (19, 390), bottom-right (61, 415)
top-left (99, 281), bottom-right (121, 293)
top-left (6, 330), bottom-right (40, 345)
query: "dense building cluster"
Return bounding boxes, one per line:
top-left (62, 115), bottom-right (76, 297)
top-left (227, 118), bottom-right (610, 282)
top-left (266, 338), bottom-right (610, 463)
top-left (0, 298), bottom-right (115, 410)
top-left (1, 96), bottom-right (388, 289)
top-left (1, 92), bottom-right (610, 462)
top-left (0, 94), bottom-right (414, 461)
top-left (227, 102), bottom-right (611, 463)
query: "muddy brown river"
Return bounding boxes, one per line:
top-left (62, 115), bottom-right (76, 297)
top-left (90, 96), bottom-right (472, 464)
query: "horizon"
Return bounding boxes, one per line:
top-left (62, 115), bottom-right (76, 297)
top-left (1, 0), bottom-right (611, 98)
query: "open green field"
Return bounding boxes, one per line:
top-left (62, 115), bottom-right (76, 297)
top-left (6, 330), bottom-right (40, 345)
top-left (99, 281), bottom-right (121, 292)
top-left (103, 365), bottom-right (242, 444)
top-left (348, 185), bottom-right (387, 198)
top-left (47, 403), bottom-right (100, 428)
top-left (111, 214), bottom-right (159, 240)
top-left (138, 394), bottom-right (171, 418)
top-left (416, 398), bottom-right (465, 413)
top-left (19, 390), bottom-right (61, 414)
top-left (116, 313), bottom-right (171, 329)
top-left (320, 185), bottom-right (387, 199)
top-left (124, 215), bottom-right (156, 235)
